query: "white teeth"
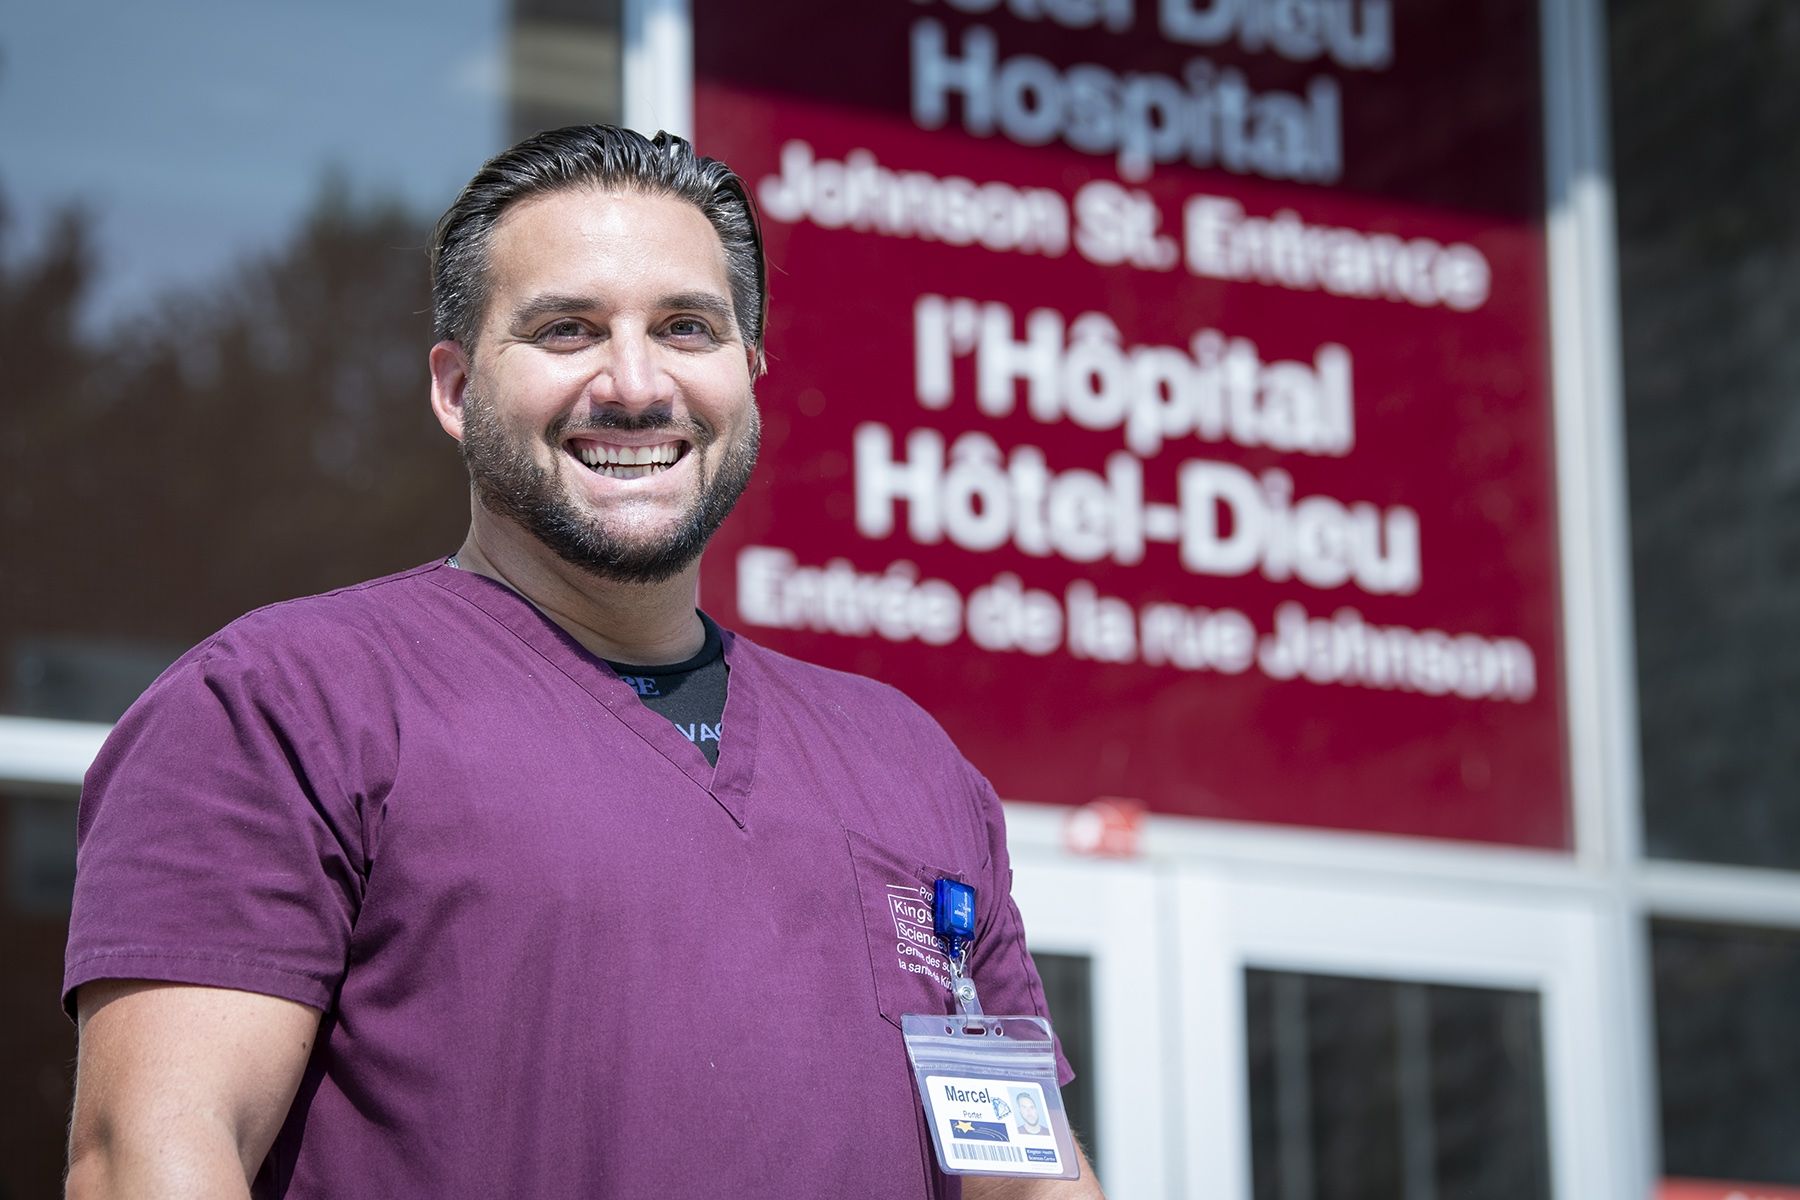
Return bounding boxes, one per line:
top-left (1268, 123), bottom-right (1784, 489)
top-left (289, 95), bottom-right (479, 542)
top-left (574, 442), bottom-right (680, 468)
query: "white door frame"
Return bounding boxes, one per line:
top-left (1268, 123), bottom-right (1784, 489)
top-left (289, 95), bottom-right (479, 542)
top-left (1176, 868), bottom-right (1625, 1199)
top-left (1010, 852), bottom-right (1173, 1200)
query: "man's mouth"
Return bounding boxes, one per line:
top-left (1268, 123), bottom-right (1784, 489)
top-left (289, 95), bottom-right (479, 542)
top-left (569, 440), bottom-right (685, 479)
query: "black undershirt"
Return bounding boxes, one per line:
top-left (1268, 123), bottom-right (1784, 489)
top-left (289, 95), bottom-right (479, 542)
top-left (603, 612), bottom-right (728, 766)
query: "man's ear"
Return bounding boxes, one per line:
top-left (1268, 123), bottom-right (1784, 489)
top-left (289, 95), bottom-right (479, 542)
top-left (429, 340), bottom-right (472, 442)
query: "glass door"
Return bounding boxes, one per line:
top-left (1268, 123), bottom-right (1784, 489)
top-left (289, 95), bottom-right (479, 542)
top-left (1175, 870), bottom-right (1626, 1199)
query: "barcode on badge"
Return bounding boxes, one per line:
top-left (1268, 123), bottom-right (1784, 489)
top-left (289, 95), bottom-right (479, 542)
top-left (950, 1142), bottom-right (1026, 1163)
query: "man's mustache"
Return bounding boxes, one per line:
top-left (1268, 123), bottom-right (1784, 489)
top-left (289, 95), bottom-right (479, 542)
top-left (554, 409), bottom-right (710, 439)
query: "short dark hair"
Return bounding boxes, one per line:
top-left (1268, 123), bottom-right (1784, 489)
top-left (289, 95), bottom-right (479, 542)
top-left (430, 125), bottom-right (767, 369)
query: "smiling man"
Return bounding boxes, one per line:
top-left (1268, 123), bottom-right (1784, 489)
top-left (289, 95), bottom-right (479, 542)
top-left (62, 127), bottom-right (1102, 1199)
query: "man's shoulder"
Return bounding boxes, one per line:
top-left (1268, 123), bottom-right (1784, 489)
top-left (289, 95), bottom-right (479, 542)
top-left (211, 561), bottom-right (450, 642)
top-left (157, 562), bottom-right (457, 692)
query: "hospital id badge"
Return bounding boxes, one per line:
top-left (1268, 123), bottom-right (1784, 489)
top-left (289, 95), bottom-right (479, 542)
top-left (900, 877), bottom-right (1079, 1179)
top-left (901, 1013), bottom-right (1080, 1179)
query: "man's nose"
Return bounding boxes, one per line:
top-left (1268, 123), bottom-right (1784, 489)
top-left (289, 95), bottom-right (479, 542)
top-left (591, 332), bottom-right (674, 408)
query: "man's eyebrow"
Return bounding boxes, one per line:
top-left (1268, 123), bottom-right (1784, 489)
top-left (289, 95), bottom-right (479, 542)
top-left (505, 294), bottom-right (600, 329)
top-left (661, 291), bottom-right (736, 328)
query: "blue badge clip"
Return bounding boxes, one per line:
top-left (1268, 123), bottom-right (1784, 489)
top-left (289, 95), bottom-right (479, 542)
top-left (934, 878), bottom-right (984, 1017)
top-left (933, 877), bottom-right (977, 964)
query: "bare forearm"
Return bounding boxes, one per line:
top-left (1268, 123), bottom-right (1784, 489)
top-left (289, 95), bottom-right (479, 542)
top-left (67, 981), bottom-right (318, 1200)
top-left (66, 1118), bottom-right (253, 1200)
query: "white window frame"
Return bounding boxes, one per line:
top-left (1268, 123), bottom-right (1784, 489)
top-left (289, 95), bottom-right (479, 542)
top-left (1008, 851), bottom-right (1173, 1198)
top-left (1172, 867), bottom-right (1624, 1199)
top-left (0, 717), bottom-right (107, 789)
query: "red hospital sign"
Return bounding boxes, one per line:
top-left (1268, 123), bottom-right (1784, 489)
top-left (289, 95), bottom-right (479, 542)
top-left (695, 0), bottom-right (1570, 847)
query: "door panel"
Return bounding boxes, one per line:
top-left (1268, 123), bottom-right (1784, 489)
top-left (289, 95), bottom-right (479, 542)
top-left (1177, 873), bottom-right (1622, 1199)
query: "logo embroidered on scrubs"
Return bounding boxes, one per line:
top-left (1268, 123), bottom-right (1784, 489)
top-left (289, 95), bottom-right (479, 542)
top-left (887, 883), bottom-right (952, 992)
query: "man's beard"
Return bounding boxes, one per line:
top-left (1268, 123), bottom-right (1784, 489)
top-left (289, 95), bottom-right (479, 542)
top-left (458, 383), bottom-right (760, 584)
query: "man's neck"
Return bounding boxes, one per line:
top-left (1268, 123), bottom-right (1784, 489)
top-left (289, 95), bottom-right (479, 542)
top-left (451, 517), bottom-right (707, 666)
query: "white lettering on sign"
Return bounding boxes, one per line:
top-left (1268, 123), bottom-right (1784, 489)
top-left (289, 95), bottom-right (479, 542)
top-left (911, 20), bottom-right (1341, 182)
top-left (915, 0), bottom-right (1136, 33)
top-left (1138, 600), bottom-right (1258, 673)
top-left (1158, 0), bottom-right (1393, 70)
top-left (1073, 180), bottom-right (1181, 271)
top-left (853, 424), bottom-right (1419, 594)
top-left (734, 550), bottom-right (1535, 704)
top-left (737, 546), bottom-right (964, 644)
top-left (915, 296), bottom-right (1355, 458)
top-left (1065, 581), bottom-right (1138, 661)
top-left (1257, 602), bottom-right (1536, 701)
top-left (1184, 194), bottom-right (1493, 311)
top-left (855, 425), bottom-right (1149, 566)
top-left (968, 574), bottom-right (1065, 655)
top-left (911, 0), bottom-right (1393, 72)
top-left (757, 140), bottom-right (1069, 256)
top-left (1178, 462), bottom-right (1419, 594)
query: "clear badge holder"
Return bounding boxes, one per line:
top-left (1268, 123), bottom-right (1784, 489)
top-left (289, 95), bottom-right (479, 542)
top-left (901, 969), bottom-right (1080, 1179)
top-left (903, 877), bottom-right (1080, 1179)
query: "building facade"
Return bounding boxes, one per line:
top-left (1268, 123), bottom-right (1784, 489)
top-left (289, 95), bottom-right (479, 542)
top-left (1, 1), bottom-right (1795, 1195)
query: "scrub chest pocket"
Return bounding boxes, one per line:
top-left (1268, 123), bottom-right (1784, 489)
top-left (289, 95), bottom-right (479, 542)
top-left (844, 828), bottom-right (969, 1029)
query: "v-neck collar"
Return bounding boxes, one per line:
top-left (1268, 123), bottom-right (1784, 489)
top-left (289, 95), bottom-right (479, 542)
top-left (425, 561), bottom-right (760, 827)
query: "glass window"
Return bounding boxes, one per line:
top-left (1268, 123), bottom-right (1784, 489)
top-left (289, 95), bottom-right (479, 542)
top-left (1244, 968), bottom-right (1550, 1200)
top-left (1030, 950), bottom-right (1098, 1174)
top-left (0, 786), bottom-right (80, 1200)
top-left (1609, 0), bottom-right (1800, 869)
top-left (1653, 918), bottom-right (1800, 1185)
top-left (506, 0), bottom-right (624, 145)
top-left (0, 0), bottom-right (623, 723)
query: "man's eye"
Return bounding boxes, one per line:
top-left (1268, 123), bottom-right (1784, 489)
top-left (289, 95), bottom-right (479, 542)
top-left (537, 320), bottom-right (589, 342)
top-left (666, 317), bottom-right (715, 339)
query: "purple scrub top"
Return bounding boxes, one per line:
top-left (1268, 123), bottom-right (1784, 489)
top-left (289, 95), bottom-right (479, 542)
top-left (65, 562), bottom-right (1070, 1197)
